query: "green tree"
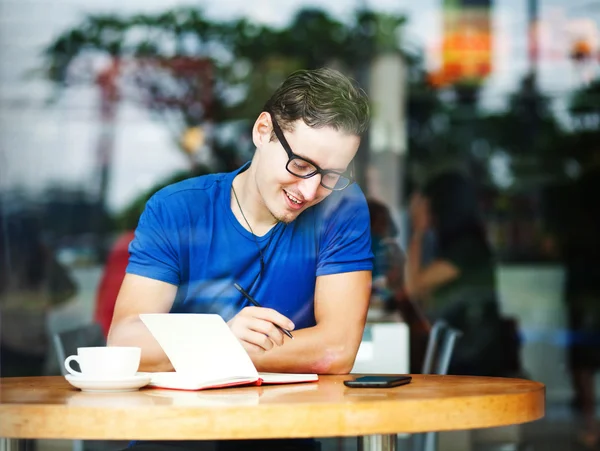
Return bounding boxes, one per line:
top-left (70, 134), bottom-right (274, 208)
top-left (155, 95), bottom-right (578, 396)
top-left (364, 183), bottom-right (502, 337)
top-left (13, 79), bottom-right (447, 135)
top-left (42, 6), bottom-right (406, 171)
top-left (566, 77), bottom-right (600, 169)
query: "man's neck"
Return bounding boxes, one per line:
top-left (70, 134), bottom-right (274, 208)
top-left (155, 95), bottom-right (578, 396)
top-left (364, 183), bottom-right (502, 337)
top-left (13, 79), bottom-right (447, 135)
top-left (231, 167), bottom-right (278, 236)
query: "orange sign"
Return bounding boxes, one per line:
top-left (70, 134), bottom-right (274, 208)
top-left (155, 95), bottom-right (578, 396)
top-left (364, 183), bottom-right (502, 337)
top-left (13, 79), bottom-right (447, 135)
top-left (431, 0), bottom-right (493, 87)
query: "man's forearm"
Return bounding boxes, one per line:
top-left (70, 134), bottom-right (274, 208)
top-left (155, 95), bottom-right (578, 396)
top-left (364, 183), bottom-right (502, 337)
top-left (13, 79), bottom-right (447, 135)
top-left (108, 317), bottom-right (361, 374)
top-left (107, 318), bottom-right (174, 372)
top-left (249, 325), bottom-right (360, 375)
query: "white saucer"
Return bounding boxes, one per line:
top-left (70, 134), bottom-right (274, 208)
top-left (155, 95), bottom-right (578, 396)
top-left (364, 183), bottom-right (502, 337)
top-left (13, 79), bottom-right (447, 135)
top-left (65, 373), bottom-right (152, 393)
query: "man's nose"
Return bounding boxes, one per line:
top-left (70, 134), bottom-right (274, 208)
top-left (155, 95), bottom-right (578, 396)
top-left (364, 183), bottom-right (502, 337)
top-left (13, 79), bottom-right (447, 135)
top-left (297, 175), bottom-right (323, 202)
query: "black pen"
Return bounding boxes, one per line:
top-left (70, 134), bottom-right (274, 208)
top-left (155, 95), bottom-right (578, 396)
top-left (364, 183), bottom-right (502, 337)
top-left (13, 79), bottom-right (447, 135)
top-left (233, 282), bottom-right (294, 339)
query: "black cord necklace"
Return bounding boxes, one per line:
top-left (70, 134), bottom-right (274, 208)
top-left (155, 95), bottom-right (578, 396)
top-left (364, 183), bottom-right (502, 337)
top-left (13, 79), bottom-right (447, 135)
top-left (231, 182), bottom-right (278, 293)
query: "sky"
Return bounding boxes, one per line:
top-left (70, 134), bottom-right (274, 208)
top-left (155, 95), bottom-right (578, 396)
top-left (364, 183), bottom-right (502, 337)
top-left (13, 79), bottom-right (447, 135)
top-left (0, 0), bottom-right (598, 212)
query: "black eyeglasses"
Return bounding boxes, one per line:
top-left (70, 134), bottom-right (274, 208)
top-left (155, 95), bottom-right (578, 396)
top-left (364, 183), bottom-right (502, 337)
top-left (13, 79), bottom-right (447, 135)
top-left (269, 113), bottom-right (354, 191)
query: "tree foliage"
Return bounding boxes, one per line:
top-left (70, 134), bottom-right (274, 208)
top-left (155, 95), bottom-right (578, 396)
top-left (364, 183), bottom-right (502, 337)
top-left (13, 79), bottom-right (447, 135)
top-left (42, 6), bottom-right (406, 171)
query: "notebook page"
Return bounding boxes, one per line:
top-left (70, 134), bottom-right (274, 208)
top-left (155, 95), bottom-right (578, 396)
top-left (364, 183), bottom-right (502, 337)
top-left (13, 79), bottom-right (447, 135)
top-left (147, 372), bottom-right (258, 390)
top-left (258, 372), bottom-right (319, 384)
top-left (140, 313), bottom-right (259, 382)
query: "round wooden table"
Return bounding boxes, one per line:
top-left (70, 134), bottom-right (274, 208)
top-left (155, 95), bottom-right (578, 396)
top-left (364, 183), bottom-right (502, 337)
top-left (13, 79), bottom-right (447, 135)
top-left (0, 374), bottom-right (545, 451)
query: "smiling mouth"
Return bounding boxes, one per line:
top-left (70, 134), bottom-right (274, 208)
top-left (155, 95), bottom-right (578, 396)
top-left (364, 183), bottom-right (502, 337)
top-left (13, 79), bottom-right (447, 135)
top-left (284, 190), bottom-right (305, 209)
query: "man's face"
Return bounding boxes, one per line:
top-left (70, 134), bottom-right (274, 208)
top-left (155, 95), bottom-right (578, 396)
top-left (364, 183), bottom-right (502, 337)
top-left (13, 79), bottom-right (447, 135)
top-left (252, 113), bottom-right (360, 224)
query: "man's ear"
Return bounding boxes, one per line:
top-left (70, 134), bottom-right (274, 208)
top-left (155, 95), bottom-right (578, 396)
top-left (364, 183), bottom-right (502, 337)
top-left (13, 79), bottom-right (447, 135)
top-left (252, 112), bottom-right (273, 149)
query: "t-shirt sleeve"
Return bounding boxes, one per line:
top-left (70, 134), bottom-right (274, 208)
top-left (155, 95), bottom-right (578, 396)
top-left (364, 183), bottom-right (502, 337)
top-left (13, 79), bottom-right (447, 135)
top-left (126, 196), bottom-right (180, 286)
top-left (316, 188), bottom-right (374, 277)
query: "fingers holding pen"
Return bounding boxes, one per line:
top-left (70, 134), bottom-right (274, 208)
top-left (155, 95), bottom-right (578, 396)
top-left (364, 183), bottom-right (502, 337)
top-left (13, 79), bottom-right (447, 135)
top-left (232, 282), bottom-right (295, 340)
top-left (228, 306), bottom-right (295, 352)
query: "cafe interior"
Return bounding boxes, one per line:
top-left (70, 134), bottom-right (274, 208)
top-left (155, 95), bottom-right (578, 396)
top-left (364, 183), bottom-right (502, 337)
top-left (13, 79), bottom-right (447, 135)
top-left (1, 0), bottom-right (599, 450)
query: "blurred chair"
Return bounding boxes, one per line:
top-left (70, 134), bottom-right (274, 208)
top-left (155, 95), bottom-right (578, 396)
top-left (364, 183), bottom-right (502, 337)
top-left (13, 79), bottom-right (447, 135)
top-left (53, 323), bottom-right (106, 376)
top-left (53, 323), bottom-right (115, 451)
top-left (421, 320), bottom-right (461, 375)
top-left (412, 320), bottom-right (462, 451)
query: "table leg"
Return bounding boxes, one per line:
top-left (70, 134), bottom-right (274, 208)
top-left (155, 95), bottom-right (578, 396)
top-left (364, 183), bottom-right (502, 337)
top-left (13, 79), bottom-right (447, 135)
top-left (357, 434), bottom-right (397, 451)
top-left (0, 438), bottom-right (25, 451)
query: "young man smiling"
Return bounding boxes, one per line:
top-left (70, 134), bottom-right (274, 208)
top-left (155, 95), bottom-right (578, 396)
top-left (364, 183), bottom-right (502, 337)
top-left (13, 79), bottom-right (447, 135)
top-left (108, 67), bottom-right (373, 377)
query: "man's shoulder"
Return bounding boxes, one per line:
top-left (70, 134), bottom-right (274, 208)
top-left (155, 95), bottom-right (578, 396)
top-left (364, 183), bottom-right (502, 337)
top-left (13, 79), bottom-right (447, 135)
top-left (142, 170), bottom-right (234, 223)
top-left (153, 171), bottom-right (228, 201)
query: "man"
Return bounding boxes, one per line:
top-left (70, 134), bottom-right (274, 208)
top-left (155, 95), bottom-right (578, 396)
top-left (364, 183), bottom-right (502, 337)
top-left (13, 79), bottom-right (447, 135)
top-left (108, 67), bottom-right (373, 380)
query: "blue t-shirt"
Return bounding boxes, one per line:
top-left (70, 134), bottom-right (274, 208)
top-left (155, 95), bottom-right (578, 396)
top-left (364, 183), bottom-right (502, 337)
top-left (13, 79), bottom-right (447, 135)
top-left (126, 163), bottom-right (373, 329)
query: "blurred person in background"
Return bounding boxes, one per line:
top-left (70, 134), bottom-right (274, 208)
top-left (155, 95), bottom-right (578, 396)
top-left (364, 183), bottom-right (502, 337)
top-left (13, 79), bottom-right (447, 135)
top-left (94, 230), bottom-right (135, 339)
top-left (367, 198), bottom-right (431, 372)
top-left (558, 165), bottom-right (600, 449)
top-left (0, 212), bottom-right (77, 377)
top-left (405, 171), bottom-right (521, 377)
top-left (367, 198), bottom-right (404, 309)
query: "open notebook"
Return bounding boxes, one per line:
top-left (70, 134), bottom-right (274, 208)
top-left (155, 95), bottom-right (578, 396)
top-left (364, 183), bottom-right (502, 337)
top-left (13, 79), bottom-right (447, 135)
top-left (139, 313), bottom-right (318, 390)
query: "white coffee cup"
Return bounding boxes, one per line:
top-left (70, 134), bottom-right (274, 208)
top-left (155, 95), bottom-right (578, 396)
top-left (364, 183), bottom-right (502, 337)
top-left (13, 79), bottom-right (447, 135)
top-left (64, 346), bottom-right (141, 379)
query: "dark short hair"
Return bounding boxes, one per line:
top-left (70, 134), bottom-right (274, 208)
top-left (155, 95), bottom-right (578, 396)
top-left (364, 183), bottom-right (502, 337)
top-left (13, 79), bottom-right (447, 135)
top-left (263, 68), bottom-right (370, 137)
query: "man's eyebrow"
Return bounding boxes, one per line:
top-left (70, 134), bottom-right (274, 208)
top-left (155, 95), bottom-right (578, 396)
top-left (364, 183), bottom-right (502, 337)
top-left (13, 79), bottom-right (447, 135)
top-left (275, 120), bottom-right (346, 172)
top-left (293, 152), bottom-right (319, 167)
top-left (295, 152), bottom-right (346, 173)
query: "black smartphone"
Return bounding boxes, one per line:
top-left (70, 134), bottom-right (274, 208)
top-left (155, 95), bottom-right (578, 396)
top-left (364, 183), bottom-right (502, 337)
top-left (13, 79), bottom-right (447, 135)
top-left (343, 375), bottom-right (412, 388)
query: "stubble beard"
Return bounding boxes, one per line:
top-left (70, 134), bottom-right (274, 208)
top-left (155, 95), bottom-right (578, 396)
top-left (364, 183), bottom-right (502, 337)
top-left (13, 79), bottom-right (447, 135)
top-left (257, 183), bottom-right (294, 225)
top-left (269, 202), bottom-right (295, 224)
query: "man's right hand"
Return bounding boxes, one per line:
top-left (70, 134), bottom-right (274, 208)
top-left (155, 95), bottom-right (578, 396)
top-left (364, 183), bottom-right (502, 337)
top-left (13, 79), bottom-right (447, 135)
top-left (227, 306), bottom-right (295, 354)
